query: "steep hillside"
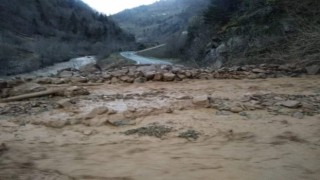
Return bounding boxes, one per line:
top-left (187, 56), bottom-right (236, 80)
top-left (122, 0), bottom-right (319, 68)
top-left (112, 0), bottom-right (209, 44)
top-left (179, 0), bottom-right (320, 68)
top-left (0, 0), bottom-right (135, 75)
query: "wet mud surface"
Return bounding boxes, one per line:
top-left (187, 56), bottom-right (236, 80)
top-left (0, 76), bottom-right (320, 180)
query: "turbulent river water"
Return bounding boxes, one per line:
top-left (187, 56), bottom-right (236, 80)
top-left (0, 56), bottom-right (96, 80)
top-left (26, 56), bottom-right (97, 77)
top-left (1, 50), bottom-right (173, 79)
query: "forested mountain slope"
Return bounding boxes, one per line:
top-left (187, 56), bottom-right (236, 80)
top-left (115, 0), bottom-right (319, 69)
top-left (112, 0), bottom-right (209, 44)
top-left (0, 0), bottom-right (135, 75)
top-left (172, 0), bottom-right (320, 67)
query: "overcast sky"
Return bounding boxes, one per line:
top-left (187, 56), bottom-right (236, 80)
top-left (82, 0), bottom-right (158, 15)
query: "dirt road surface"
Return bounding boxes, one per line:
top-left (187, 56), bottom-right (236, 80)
top-left (0, 75), bottom-right (320, 180)
top-left (120, 51), bottom-right (172, 65)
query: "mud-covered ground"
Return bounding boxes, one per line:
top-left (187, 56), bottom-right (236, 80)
top-left (0, 76), bottom-right (320, 180)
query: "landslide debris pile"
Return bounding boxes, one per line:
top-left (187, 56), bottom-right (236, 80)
top-left (1, 63), bottom-right (319, 99)
top-left (1, 64), bottom-right (319, 130)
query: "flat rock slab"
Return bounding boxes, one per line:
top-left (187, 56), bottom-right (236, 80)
top-left (192, 95), bottom-right (210, 107)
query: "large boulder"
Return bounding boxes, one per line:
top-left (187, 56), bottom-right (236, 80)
top-left (79, 63), bottom-right (100, 73)
top-left (153, 72), bottom-right (163, 81)
top-left (120, 76), bottom-right (134, 83)
top-left (102, 73), bottom-right (112, 80)
top-left (172, 67), bottom-right (182, 74)
top-left (111, 69), bottom-right (129, 77)
top-left (305, 65), bottom-right (320, 75)
top-left (134, 77), bottom-right (147, 83)
top-left (143, 71), bottom-right (156, 80)
top-left (111, 77), bottom-right (120, 84)
top-left (161, 65), bottom-right (173, 71)
top-left (185, 71), bottom-right (193, 78)
top-left (177, 73), bottom-right (186, 80)
top-left (192, 95), bottom-right (211, 107)
top-left (163, 73), bottom-right (175, 81)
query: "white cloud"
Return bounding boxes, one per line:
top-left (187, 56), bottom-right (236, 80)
top-left (82, 0), bottom-right (158, 15)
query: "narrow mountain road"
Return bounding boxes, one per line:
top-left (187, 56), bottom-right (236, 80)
top-left (120, 51), bottom-right (172, 65)
top-left (136, 44), bottom-right (166, 53)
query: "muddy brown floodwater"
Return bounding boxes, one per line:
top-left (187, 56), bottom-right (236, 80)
top-left (0, 76), bottom-right (320, 180)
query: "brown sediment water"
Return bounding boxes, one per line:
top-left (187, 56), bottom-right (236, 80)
top-left (0, 77), bottom-right (320, 180)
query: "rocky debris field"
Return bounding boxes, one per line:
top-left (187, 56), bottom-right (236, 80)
top-left (0, 64), bottom-right (319, 180)
top-left (1, 63), bottom-right (319, 98)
